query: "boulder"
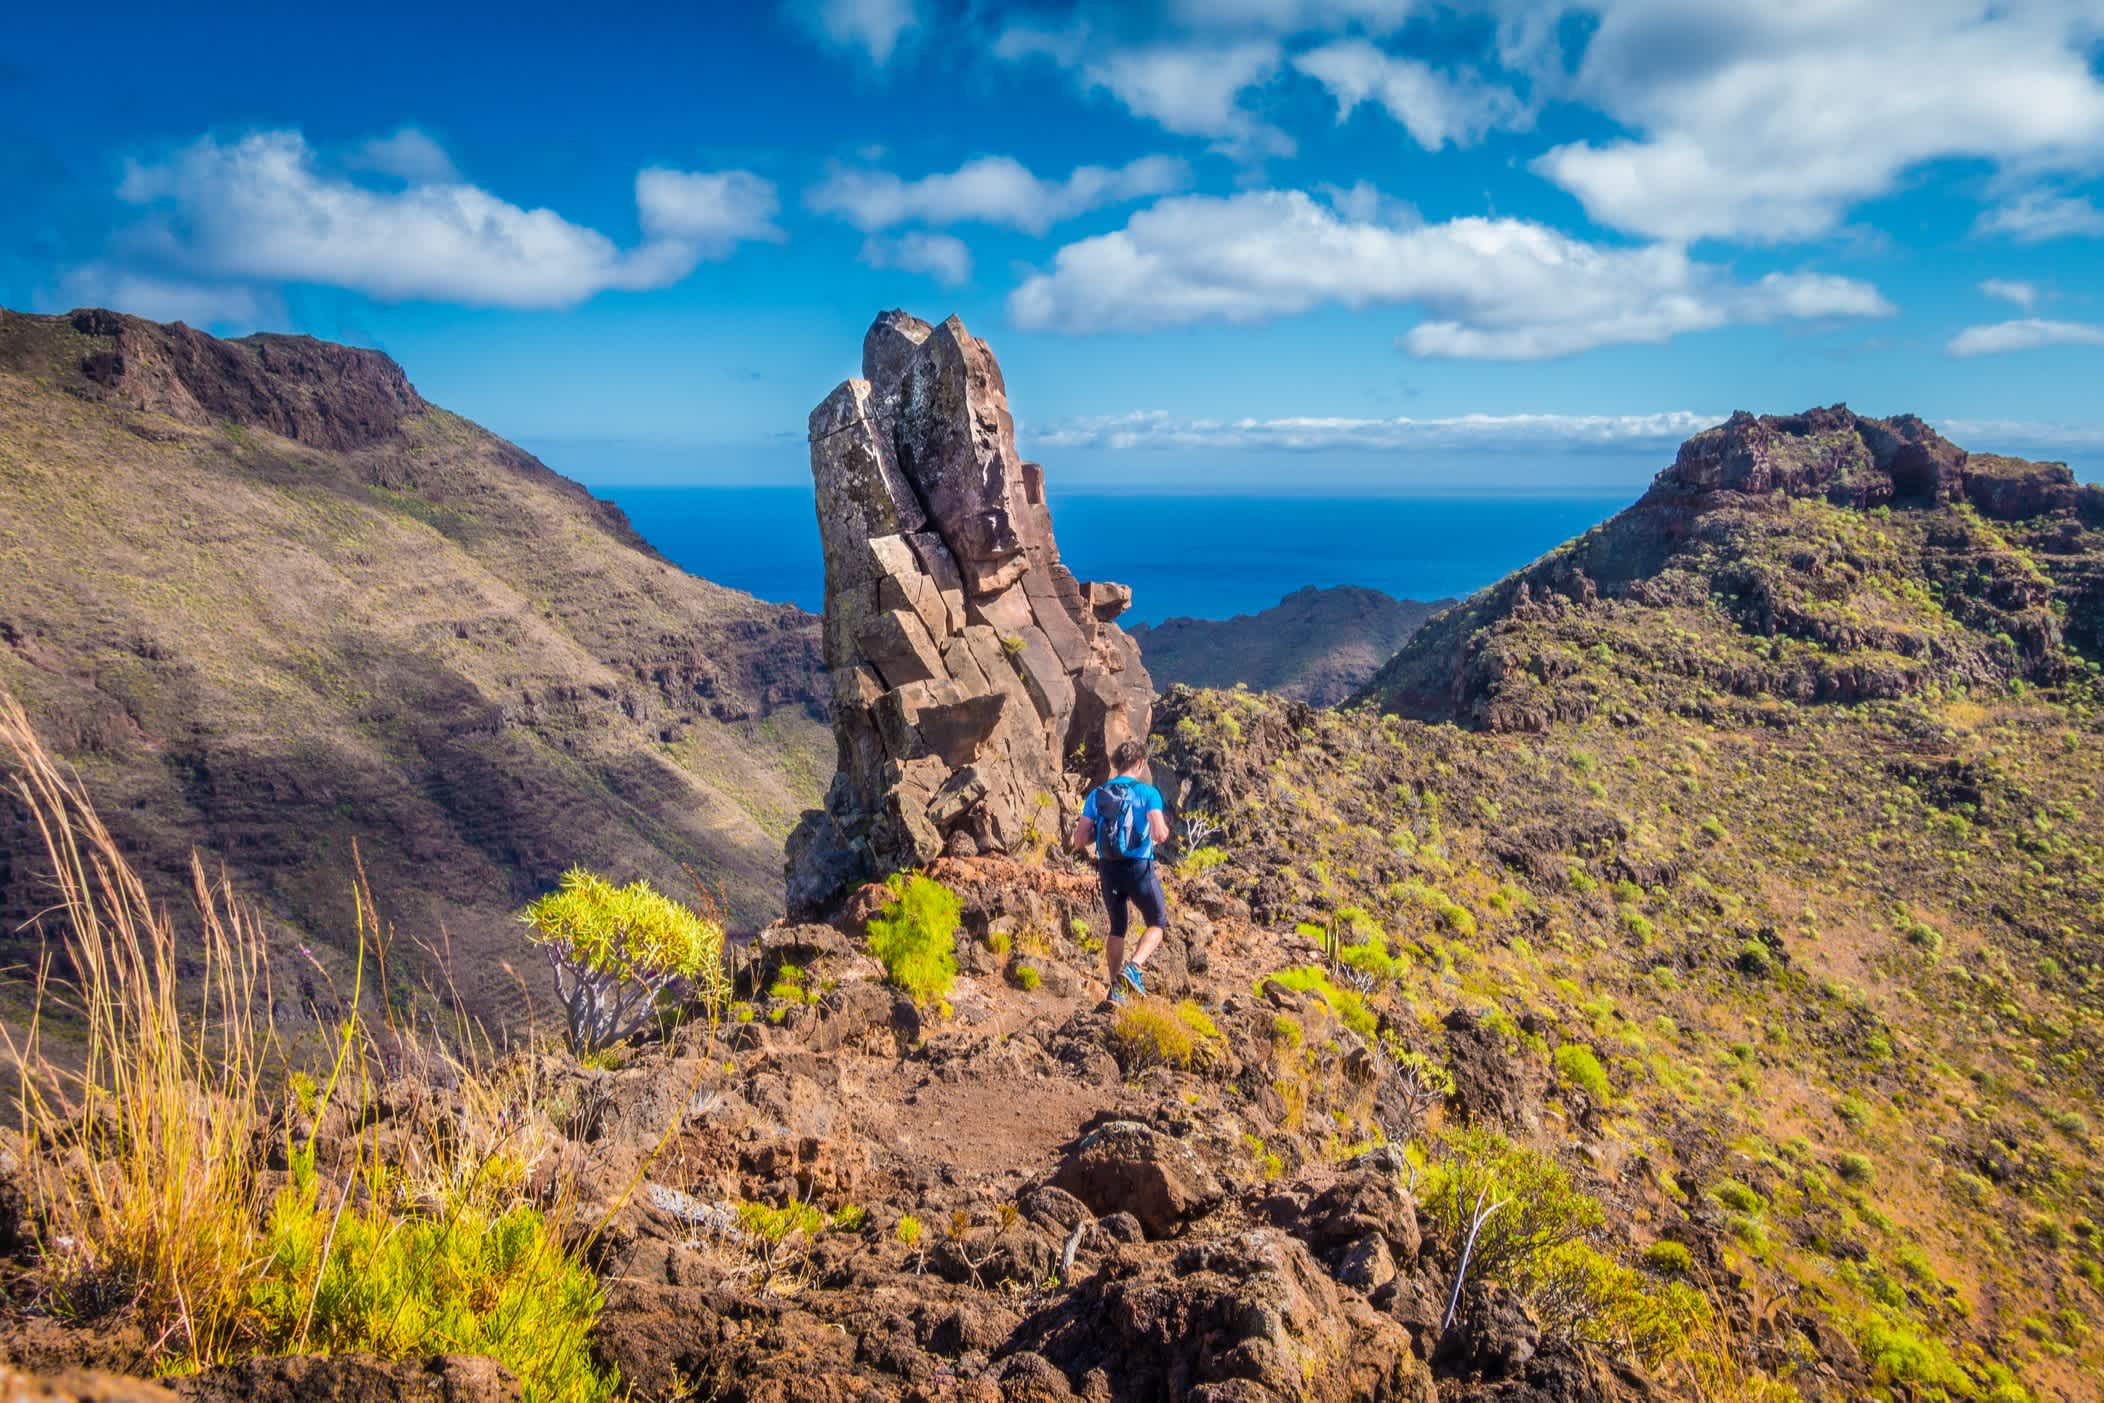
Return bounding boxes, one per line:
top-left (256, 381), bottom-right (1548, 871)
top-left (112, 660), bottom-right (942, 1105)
top-left (169, 1355), bottom-right (519, 1403)
top-left (1006, 1229), bottom-right (1434, 1401)
top-left (788, 312), bottom-right (1154, 918)
top-left (1050, 1120), bottom-right (1222, 1238)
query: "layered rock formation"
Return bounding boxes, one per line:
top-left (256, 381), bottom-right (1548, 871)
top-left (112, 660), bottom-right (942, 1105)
top-left (787, 312), bottom-right (1152, 916)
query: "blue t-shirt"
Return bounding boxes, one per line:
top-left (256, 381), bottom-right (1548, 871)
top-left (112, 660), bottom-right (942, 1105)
top-left (1083, 778), bottom-right (1164, 861)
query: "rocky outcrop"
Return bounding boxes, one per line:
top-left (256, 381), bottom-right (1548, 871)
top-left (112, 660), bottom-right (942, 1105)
top-left (1653, 403), bottom-right (2094, 520)
top-left (51, 308), bottom-right (426, 452)
top-left (787, 312), bottom-right (1152, 916)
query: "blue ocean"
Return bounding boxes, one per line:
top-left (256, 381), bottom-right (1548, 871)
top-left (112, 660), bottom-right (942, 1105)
top-left (600, 487), bottom-right (1625, 625)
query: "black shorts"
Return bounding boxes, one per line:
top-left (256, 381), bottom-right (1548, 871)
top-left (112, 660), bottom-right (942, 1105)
top-left (1099, 859), bottom-right (1167, 940)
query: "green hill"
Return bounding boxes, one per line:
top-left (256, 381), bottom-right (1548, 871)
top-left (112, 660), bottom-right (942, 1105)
top-left (0, 308), bottom-right (828, 1022)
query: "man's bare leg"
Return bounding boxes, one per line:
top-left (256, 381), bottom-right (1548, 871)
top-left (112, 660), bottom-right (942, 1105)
top-left (1129, 924), bottom-right (1164, 972)
top-left (1105, 933), bottom-right (1126, 993)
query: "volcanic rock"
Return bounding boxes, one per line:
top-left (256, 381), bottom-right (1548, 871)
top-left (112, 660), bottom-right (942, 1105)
top-left (787, 313), bottom-right (1153, 916)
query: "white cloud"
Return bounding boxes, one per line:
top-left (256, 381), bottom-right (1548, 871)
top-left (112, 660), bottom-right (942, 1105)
top-left (1974, 189), bottom-right (2104, 242)
top-left (807, 154), bottom-right (1188, 233)
top-left (787, 0), bottom-right (920, 65)
top-left (1948, 318), bottom-right (2104, 356)
top-left (1940, 417), bottom-right (2104, 450)
top-left (1084, 40), bottom-right (1293, 156)
top-left (1030, 408), bottom-right (1717, 452)
top-left (58, 265), bottom-right (284, 328)
top-left (346, 127), bottom-right (458, 183)
top-left (1534, 1), bottom-right (2104, 242)
top-left (860, 231), bottom-right (972, 285)
top-left (1008, 189), bottom-right (1892, 358)
top-left (1980, 278), bottom-right (2039, 309)
top-left (1292, 38), bottom-right (1528, 149)
top-left (993, 25), bottom-right (1293, 159)
top-left (635, 168), bottom-right (784, 253)
top-left (97, 130), bottom-right (778, 310)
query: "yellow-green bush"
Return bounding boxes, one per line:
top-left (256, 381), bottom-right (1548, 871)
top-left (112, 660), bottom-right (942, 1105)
top-left (1422, 1125), bottom-right (1702, 1365)
top-left (866, 871), bottom-right (960, 1005)
top-left (1112, 996), bottom-right (1223, 1070)
top-left (519, 867), bottom-right (727, 1053)
top-left (1260, 966), bottom-right (1377, 1037)
top-left (1554, 1042), bottom-right (1611, 1100)
top-left (257, 1148), bottom-right (610, 1402)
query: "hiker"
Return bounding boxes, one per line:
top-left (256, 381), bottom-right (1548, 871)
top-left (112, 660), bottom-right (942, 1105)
top-left (1070, 738), bottom-right (1171, 1005)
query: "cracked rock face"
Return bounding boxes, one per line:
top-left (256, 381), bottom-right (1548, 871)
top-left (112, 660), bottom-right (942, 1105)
top-left (786, 311), bottom-right (1153, 917)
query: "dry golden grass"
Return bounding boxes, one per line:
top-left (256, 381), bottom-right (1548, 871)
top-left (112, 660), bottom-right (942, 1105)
top-left (0, 692), bottom-right (632, 1398)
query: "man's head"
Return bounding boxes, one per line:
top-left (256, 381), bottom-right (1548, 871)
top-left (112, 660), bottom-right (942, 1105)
top-left (1111, 738), bottom-right (1149, 776)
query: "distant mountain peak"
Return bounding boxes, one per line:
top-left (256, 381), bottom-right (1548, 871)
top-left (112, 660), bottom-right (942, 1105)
top-left (1356, 407), bottom-right (2104, 729)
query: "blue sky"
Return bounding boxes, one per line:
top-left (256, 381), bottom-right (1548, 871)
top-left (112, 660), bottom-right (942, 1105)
top-left (6, 0), bottom-right (2103, 492)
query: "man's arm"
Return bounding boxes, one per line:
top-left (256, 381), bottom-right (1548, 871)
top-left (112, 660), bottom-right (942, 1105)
top-left (1069, 816), bottom-right (1096, 852)
top-left (1147, 808), bottom-right (1170, 844)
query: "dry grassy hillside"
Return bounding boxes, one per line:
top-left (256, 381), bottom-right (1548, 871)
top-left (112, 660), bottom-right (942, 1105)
top-left (0, 308), bottom-right (828, 1023)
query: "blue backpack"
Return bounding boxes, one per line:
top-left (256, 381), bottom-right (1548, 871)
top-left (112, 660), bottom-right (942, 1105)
top-left (1092, 778), bottom-right (1151, 861)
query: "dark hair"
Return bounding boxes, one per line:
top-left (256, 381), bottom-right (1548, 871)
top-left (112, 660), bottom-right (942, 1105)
top-left (1111, 738), bottom-right (1149, 772)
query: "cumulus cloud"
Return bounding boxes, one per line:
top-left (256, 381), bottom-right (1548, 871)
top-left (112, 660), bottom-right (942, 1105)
top-left (1534, 1), bottom-right (2104, 242)
top-left (1980, 278), bottom-right (2039, 309)
top-left (1947, 318), bottom-right (2104, 356)
top-left (993, 24), bottom-right (1293, 159)
top-left (807, 154), bottom-right (1188, 233)
top-left (345, 127), bottom-right (458, 183)
top-left (786, 0), bottom-right (920, 65)
top-left (1030, 408), bottom-right (1717, 452)
top-left (1973, 189), bottom-right (2104, 243)
top-left (93, 130), bottom-right (779, 310)
top-left (860, 231), bottom-right (972, 285)
top-left (1292, 38), bottom-right (1528, 149)
top-left (1007, 189), bottom-right (1892, 359)
top-left (1086, 40), bottom-right (1293, 156)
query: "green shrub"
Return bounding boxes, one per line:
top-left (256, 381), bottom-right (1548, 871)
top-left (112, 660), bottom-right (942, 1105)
top-left (258, 1147), bottom-right (611, 1402)
top-left (1112, 997), bottom-right (1222, 1070)
top-left (1554, 1043), bottom-right (1611, 1100)
top-left (519, 867), bottom-right (727, 1053)
top-left (866, 872), bottom-right (960, 1005)
top-left (1836, 1152), bottom-right (1874, 1185)
top-left (735, 1199), bottom-right (826, 1244)
top-left (1260, 966), bottom-right (1376, 1037)
top-left (1421, 1126), bottom-right (1704, 1365)
top-left (1712, 1179), bottom-right (1766, 1214)
top-left (1180, 845), bottom-right (1228, 875)
top-left (1640, 1240), bottom-right (1693, 1276)
top-left (894, 1214), bottom-right (923, 1246)
top-left (1013, 962), bottom-right (1042, 991)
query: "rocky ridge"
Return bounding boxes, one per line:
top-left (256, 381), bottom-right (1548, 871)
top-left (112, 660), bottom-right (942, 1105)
top-left (786, 312), bottom-right (1152, 917)
top-left (1358, 405), bottom-right (2104, 727)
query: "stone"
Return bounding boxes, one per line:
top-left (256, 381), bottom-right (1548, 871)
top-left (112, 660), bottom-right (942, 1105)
top-left (788, 311), bottom-right (1155, 918)
top-left (1050, 1120), bottom-right (1223, 1238)
top-left (856, 609), bottom-right (945, 689)
top-left (1086, 582), bottom-right (1131, 621)
top-left (1335, 1231), bottom-right (1397, 1292)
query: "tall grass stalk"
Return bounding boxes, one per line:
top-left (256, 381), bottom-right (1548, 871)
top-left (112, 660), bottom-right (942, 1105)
top-left (0, 695), bottom-right (620, 1399)
top-left (2, 694), bottom-right (275, 1362)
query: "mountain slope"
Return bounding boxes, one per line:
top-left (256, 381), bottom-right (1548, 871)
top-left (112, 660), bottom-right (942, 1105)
top-left (1130, 585), bottom-right (1451, 705)
top-left (1357, 405), bottom-right (2103, 728)
top-left (0, 308), bottom-right (827, 1020)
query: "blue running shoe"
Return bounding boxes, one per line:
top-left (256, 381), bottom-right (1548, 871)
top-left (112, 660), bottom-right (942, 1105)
top-left (1106, 983), bottom-right (1128, 1006)
top-left (1122, 962), bottom-right (1146, 996)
